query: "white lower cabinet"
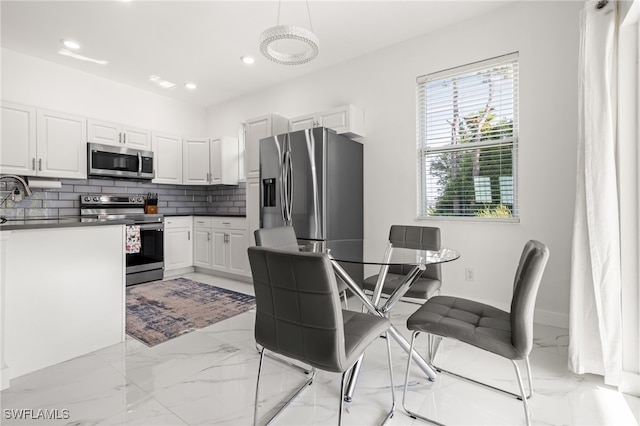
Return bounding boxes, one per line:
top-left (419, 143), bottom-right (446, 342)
top-left (193, 217), bottom-right (214, 268)
top-left (164, 217), bottom-right (193, 273)
top-left (247, 178), bottom-right (260, 246)
top-left (193, 216), bottom-right (249, 277)
top-left (212, 217), bottom-right (249, 276)
top-left (227, 230), bottom-right (249, 274)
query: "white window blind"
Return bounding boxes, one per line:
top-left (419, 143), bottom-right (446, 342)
top-left (417, 52), bottom-right (519, 220)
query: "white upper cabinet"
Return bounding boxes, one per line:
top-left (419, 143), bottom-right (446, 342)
top-left (245, 114), bottom-right (289, 180)
top-left (210, 137), bottom-right (239, 185)
top-left (1, 102), bottom-right (37, 176)
top-left (183, 137), bottom-right (239, 186)
top-left (88, 119), bottom-right (151, 150)
top-left (122, 126), bottom-right (151, 150)
top-left (36, 109), bottom-right (87, 179)
top-left (289, 115), bottom-right (316, 131)
top-left (1, 103), bottom-right (86, 179)
top-left (183, 137), bottom-right (210, 185)
top-left (289, 104), bottom-right (365, 138)
top-left (152, 132), bottom-right (182, 184)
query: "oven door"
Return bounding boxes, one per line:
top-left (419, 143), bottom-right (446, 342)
top-left (88, 143), bottom-right (154, 180)
top-left (126, 222), bottom-right (164, 286)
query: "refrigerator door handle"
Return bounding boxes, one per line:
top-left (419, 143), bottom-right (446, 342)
top-left (282, 150), bottom-right (293, 225)
top-left (280, 151), bottom-right (288, 223)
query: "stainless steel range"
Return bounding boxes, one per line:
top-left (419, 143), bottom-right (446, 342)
top-left (80, 194), bottom-right (164, 286)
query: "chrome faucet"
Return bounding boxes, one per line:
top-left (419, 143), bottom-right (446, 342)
top-left (0, 175), bottom-right (33, 197)
top-left (0, 175), bottom-right (34, 220)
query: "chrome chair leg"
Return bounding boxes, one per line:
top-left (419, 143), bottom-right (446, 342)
top-left (402, 331), bottom-right (445, 426)
top-left (339, 371), bottom-right (347, 426)
top-left (348, 331), bottom-right (395, 425)
top-left (383, 331), bottom-right (396, 424)
top-left (253, 348), bottom-right (316, 426)
top-left (430, 340), bottom-right (532, 401)
top-left (404, 333), bottom-right (534, 426)
top-left (525, 356), bottom-right (533, 398)
top-left (512, 359), bottom-right (532, 426)
top-left (254, 348), bottom-right (266, 426)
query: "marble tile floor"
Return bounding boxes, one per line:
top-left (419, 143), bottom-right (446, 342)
top-left (1, 272), bottom-right (638, 426)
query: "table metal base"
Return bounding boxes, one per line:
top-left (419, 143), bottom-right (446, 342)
top-left (329, 257), bottom-right (437, 402)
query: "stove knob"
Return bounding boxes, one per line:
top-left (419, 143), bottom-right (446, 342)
top-left (93, 196), bottom-right (99, 202)
top-left (83, 196), bottom-right (91, 202)
top-left (137, 197), bottom-right (143, 203)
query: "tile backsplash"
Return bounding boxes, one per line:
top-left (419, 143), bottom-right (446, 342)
top-left (0, 178), bottom-right (246, 219)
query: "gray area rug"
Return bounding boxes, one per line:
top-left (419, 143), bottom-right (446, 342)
top-left (126, 277), bottom-right (255, 346)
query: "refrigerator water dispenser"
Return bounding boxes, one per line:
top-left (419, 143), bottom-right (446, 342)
top-left (262, 178), bottom-right (276, 207)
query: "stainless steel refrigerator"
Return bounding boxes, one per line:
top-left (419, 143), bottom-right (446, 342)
top-left (259, 127), bottom-right (363, 248)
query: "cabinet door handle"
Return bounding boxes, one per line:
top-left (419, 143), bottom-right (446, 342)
top-left (123, 133), bottom-right (127, 144)
top-left (32, 158), bottom-right (36, 170)
top-left (188, 231), bottom-right (191, 241)
top-left (119, 132), bottom-right (122, 144)
top-left (207, 232), bottom-right (211, 241)
top-left (38, 159), bottom-right (42, 171)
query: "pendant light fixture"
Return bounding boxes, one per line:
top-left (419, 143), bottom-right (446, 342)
top-left (259, 0), bottom-right (319, 65)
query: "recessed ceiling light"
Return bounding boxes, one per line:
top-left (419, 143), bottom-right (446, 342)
top-left (58, 49), bottom-right (107, 65)
top-left (241, 56), bottom-right (255, 65)
top-left (185, 83), bottom-right (197, 90)
top-left (148, 75), bottom-right (176, 90)
top-left (61, 39), bottom-right (80, 50)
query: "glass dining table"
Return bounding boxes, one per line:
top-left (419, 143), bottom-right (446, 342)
top-left (315, 239), bottom-right (460, 402)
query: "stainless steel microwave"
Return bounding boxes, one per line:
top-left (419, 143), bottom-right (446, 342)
top-left (88, 143), bottom-right (154, 180)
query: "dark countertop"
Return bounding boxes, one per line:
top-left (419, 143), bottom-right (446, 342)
top-left (163, 213), bottom-right (246, 218)
top-left (0, 216), bottom-right (130, 231)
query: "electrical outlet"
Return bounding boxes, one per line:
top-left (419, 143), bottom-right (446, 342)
top-left (465, 267), bottom-right (475, 282)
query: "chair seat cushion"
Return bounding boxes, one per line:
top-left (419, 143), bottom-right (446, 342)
top-left (341, 310), bottom-right (390, 371)
top-left (362, 273), bottom-right (442, 300)
top-left (407, 296), bottom-right (522, 360)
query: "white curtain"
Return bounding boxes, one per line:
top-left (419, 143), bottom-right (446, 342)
top-left (569, 0), bottom-right (622, 386)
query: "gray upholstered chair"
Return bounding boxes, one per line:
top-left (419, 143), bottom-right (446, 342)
top-left (248, 246), bottom-right (395, 426)
top-left (402, 240), bottom-right (550, 426)
top-left (254, 226), bottom-right (300, 251)
top-left (254, 226), bottom-right (350, 307)
top-left (362, 225), bottom-right (442, 301)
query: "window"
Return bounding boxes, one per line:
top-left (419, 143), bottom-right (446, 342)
top-left (417, 53), bottom-right (519, 220)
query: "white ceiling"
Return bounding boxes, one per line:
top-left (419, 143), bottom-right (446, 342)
top-left (1, 1), bottom-right (515, 108)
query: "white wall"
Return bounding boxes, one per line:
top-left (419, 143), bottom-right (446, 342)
top-left (1, 48), bottom-right (205, 136)
top-left (206, 1), bottom-right (582, 327)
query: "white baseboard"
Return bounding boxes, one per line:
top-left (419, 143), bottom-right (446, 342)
top-left (163, 266), bottom-right (195, 278)
top-left (535, 308), bottom-right (570, 329)
top-left (193, 267), bottom-right (252, 283)
top-left (620, 370), bottom-right (640, 397)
